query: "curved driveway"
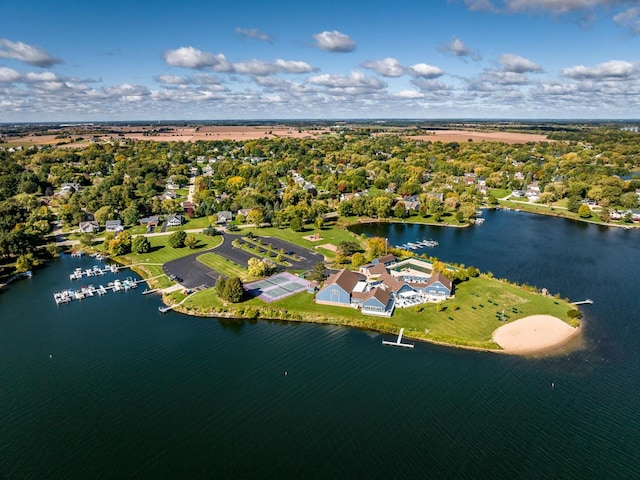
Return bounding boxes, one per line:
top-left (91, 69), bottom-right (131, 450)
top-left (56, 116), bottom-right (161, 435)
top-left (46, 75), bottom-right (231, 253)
top-left (162, 233), bottom-right (324, 289)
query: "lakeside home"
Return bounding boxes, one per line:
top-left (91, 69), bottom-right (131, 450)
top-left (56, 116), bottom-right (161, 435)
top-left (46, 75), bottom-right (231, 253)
top-left (316, 255), bottom-right (453, 316)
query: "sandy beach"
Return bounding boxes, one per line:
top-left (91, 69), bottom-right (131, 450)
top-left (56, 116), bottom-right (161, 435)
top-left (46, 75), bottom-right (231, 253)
top-left (492, 315), bottom-right (579, 354)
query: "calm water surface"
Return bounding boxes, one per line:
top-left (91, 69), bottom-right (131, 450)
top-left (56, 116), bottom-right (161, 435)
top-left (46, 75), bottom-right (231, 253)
top-left (1, 210), bottom-right (639, 479)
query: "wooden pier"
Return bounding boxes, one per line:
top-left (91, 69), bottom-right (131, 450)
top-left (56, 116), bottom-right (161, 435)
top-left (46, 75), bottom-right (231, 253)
top-left (382, 328), bottom-right (415, 349)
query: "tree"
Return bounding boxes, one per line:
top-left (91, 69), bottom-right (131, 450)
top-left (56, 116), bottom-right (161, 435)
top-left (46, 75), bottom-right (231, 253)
top-left (290, 216), bottom-right (303, 232)
top-left (184, 235), bottom-right (198, 249)
top-left (567, 196), bottom-right (581, 213)
top-left (168, 230), bottom-right (187, 248)
top-left (307, 262), bottom-right (327, 283)
top-left (247, 257), bottom-right (275, 277)
top-left (15, 253), bottom-right (37, 273)
top-left (223, 276), bottom-right (245, 303)
top-left (337, 240), bottom-right (361, 257)
top-left (394, 202), bottom-right (407, 219)
top-left (365, 237), bottom-right (387, 261)
top-left (578, 204), bottom-right (592, 218)
top-left (132, 235), bottom-right (151, 254)
top-left (247, 208), bottom-right (264, 226)
top-left (351, 252), bottom-right (366, 268)
top-left (109, 230), bottom-right (132, 256)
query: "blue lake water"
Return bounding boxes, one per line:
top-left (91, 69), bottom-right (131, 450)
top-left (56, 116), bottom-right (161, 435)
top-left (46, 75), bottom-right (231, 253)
top-left (1, 210), bottom-right (639, 479)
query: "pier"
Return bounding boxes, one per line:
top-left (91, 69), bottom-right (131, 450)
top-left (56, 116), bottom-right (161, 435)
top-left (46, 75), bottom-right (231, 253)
top-left (382, 328), bottom-right (415, 349)
top-left (571, 299), bottom-right (593, 305)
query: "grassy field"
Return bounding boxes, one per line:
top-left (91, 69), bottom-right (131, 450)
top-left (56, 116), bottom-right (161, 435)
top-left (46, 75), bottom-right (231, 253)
top-left (178, 274), bottom-right (575, 351)
top-left (240, 224), bottom-right (364, 260)
top-left (196, 252), bottom-right (255, 281)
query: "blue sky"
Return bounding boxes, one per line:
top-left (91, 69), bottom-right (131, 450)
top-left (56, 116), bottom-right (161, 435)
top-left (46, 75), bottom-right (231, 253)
top-left (1, 0), bottom-right (640, 121)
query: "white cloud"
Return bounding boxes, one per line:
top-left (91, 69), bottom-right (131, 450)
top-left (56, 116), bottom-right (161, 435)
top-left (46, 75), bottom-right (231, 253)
top-left (614, 7), bottom-right (640, 34)
top-left (361, 58), bottom-right (405, 77)
top-left (155, 74), bottom-right (188, 85)
top-left (163, 46), bottom-right (317, 76)
top-left (313, 30), bottom-right (357, 52)
top-left (163, 47), bottom-right (228, 69)
top-left (25, 71), bottom-right (59, 82)
top-left (235, 27), bottom-right (274, 43)
top-left (0, 39), bottom-right (60, 67)
top-left (562, 60), bottom-right (636, 79)
top-left (393, 90), bottom-right (425, 99)
top-left (499, 54), bottom-right (543, 73)
top-left (408, 63), bottom-right (445, 78)
top-left (439, 37), bottom-right (482, 61)
top-left (232, 59), bottom-right (318, 76)
top-left (502, 0), bottom-right (626, 15)
top-left (0, 67), bottom-right (21, 83)
top-left (464, 0), bottom-right (498, 11)
top-left (308, 71), bottom-right (386, 94)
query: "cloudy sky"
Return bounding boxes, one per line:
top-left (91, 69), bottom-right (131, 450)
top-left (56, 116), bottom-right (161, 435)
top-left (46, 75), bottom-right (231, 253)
top-left (1, 0), bottom-right (640, 121)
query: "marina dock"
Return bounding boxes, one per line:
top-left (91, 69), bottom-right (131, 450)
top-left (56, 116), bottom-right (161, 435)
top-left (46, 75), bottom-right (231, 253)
top-left (382, 328), bottom-right (415, 349)
top-left (53, 277), bottom-right (141, 304)
top-left (69, 264), bottom-right (121, 280)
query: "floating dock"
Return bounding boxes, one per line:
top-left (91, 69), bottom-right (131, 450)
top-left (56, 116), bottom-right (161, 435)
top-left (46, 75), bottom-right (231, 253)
top-left (382, 328), bottom-right (414, 349)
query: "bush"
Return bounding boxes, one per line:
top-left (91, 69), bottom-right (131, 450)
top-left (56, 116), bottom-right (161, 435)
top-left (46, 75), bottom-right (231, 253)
top-left (567, 308), bottom-right (582, 319)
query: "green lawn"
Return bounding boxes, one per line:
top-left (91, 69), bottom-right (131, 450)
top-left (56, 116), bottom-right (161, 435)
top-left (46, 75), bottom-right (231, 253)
top-left (196, 252), bottom-right (255, 281)
top-left (179, 274), bottom-right (575, 351)
top-left (120, 233), bottom-right (222, 266)
top-left (240, 224), bottom-right (364, 259)
top-left (489, 188), bottom-right (511, 199)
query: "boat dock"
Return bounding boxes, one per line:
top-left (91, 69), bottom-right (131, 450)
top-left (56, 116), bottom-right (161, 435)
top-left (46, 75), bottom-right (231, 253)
top-left (382, 328), bottom-right (415, 349)
top-left (394, 239), bottom-right (439, 250)
top-left (53, 277), bottom-right (141, 304)
top-left (69, 264), bottom-right (121, 280)
top-left (572, 299), bottom-right (594, 305)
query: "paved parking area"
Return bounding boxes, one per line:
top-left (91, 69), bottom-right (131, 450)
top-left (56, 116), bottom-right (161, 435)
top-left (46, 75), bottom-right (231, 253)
top-left (162, 233), bottom-right (324, 289)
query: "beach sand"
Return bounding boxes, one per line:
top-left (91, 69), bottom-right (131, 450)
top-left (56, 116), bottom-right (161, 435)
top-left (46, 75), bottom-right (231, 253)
top-left (492, 315), bottom-right (579, 354)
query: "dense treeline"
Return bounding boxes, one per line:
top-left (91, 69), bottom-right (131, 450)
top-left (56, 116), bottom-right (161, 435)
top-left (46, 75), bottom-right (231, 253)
top-left (1, 125), bottom-right (640, 272)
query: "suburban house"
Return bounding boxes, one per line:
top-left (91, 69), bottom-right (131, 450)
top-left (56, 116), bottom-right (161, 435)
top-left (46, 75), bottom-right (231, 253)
top-left (139, 215), bottom-right (160, 227)
top-left (237, 208), bottom-right (252, 218)
top-left (217, 211), bottom-right (233, 224)
top-left (105, 220), bottom-right (124, 232)
top-left (166, 214), bottom-right (184, 227)
top-left (79, 221), bottom-right (100, 234)
top-left (316, 255), bottom-right (454, 317)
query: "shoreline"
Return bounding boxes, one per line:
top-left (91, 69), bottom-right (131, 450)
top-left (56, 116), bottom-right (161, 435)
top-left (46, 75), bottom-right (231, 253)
top-left (165, 300), bottom-right (582, 356)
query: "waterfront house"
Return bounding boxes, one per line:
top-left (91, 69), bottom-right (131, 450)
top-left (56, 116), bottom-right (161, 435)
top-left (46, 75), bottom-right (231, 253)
top-left (361, 288), bottom-right (394, 316)
top-left (105, 220), bottom-right (124, 233)
top-left (421, 272), bottom-right (453, 299)
top-left (316, 269), bottom-right (364, 307)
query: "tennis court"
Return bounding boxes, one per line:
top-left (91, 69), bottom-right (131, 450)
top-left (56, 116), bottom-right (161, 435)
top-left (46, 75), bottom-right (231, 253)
top-left (244, 272), bottom-right (313, 303)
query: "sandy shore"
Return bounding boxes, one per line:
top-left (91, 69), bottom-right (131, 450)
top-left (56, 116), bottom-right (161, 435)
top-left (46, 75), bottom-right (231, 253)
top-left (492, 315), bottom-right (579, 354)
